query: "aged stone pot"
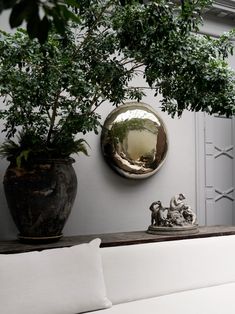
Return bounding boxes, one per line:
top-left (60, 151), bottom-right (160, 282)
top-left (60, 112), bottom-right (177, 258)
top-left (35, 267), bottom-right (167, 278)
top-left (3, 158), bottom-right (77, 243)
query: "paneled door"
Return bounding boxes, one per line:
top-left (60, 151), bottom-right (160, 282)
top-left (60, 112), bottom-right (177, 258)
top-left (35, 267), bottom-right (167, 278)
top-left (204, 115), bottom-right (235, 225)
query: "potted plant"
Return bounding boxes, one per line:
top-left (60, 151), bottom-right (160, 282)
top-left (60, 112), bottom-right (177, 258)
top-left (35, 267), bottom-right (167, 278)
top-left (0, 0), bottom-right (234, 242)
top-left (0, 27), bottom-right (94, 242)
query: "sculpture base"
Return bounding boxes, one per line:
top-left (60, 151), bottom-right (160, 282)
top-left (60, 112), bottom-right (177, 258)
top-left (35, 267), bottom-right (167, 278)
top-left (147, 225), bottom-right (199, 235)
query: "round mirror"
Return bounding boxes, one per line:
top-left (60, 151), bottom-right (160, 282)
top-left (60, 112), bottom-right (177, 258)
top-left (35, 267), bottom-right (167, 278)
top-left (101, 102), bottom-right (168, 179)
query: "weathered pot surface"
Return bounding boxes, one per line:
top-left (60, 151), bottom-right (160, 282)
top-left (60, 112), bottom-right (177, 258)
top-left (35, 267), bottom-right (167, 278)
top-left (3, 158), bottom-right (77, 243)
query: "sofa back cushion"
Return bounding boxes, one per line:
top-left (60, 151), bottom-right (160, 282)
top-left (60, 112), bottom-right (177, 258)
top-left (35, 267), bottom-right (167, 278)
top-left (101, 235), bottom-right (235, 305)
top-left (0, 238), bottom-right (111, 314)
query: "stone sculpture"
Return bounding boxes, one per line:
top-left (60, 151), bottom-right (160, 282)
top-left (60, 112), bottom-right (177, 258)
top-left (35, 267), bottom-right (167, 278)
top-left (147, 194), bottom-right (198, 235)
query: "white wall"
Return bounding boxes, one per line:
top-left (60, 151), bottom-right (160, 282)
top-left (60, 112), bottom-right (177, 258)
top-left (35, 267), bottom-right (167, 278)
top-left (0, 12), bottom-right (234, 239)
top-left (63, 97), bottom-right (196, 236)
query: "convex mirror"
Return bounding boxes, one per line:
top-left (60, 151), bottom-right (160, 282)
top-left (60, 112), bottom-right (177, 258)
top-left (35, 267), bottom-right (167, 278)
top-left (101, 102), bottom-right (168, 179)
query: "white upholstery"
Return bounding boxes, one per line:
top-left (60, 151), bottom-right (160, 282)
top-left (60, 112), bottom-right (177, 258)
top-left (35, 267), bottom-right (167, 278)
top-left (0, 239), bottom-right (111, 314)
top-left (91, 282), bottom-right (235, 314)
top-left (101, 235), bottom-right (235, 305)
top-left (2, 234), bottom-right (235, 314)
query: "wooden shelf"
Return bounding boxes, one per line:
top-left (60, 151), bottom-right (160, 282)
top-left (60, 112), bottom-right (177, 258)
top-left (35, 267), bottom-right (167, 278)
top-left (1, 225), bottom-right (235, 254)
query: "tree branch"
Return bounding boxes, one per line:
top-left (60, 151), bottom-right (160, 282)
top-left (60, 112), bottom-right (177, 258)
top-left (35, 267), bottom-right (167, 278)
top-left (46, 90), bottom-right (61, 144)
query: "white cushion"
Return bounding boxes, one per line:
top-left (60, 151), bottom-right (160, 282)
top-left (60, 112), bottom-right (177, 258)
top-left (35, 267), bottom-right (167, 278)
top-left (101, 235), bottom-right (235, 304)
top-left (0, 238), bottom-right (111, 314)
top-left (87, 282), bottom-right (235, 314)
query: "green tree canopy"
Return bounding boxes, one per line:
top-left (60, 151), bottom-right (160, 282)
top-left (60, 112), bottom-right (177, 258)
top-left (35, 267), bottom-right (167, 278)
top-left (0, 0), bottom-right (234, 164)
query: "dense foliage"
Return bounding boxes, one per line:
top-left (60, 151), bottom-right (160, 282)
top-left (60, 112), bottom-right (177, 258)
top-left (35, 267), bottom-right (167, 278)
top-left (0, 0), bottom-right (234, 165)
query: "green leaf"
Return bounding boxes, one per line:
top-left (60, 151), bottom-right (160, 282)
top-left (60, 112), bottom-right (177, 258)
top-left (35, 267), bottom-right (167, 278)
top-left (16, 149), bottom-right (31, 168)
top-left (26, 6), bottom-right (41, 39)
top-left (9, 0), bottom-right (32, 28)
top-left (37, 16), bottom-right (51, 44)
top-left (50, 7), bottom-right (66, 34)
top-left (61, 6), bottom-right (81, 24)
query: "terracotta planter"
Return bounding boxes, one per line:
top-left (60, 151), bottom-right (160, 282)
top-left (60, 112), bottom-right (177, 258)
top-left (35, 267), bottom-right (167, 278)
top-left (3, 158), bottom-right (77, 243)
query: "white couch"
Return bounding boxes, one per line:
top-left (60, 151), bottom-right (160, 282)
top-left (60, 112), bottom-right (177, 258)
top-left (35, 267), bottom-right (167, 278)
top-left (95, 235), bottom-right (235, 314)
top-left (1, 235), bottom-right (235, 314)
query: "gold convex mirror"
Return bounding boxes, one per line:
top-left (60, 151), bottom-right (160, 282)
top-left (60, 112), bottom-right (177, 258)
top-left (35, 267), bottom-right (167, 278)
top-left (101, 102), bottom-right (168, 179)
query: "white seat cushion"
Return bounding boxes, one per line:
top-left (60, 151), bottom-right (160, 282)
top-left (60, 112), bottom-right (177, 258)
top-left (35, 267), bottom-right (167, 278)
top-left (90, 282), bottom-right (235, 314)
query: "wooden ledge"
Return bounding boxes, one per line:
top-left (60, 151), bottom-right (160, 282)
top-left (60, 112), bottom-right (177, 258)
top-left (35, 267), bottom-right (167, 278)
top-left (1, 225), bottom-right (235, 254)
